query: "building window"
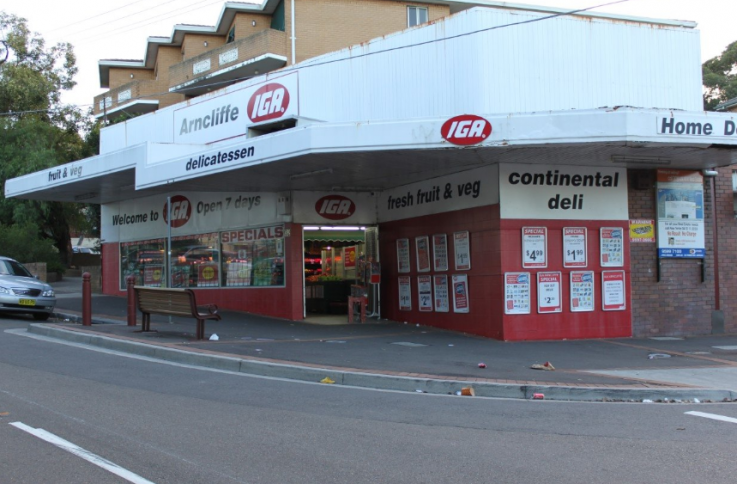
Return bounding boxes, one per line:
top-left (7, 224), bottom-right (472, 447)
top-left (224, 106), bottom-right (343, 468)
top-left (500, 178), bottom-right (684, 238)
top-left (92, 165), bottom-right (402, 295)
top-left (120, 239), bottom-right (166, 288)
top-left (226, 25), bottom-right (236, 44)
top-left (170, 233), bottom-right (221, 288)
top-left (407, 6), bottom-right (428, 27)
top-left (221, 225), bottom-right (286, 287)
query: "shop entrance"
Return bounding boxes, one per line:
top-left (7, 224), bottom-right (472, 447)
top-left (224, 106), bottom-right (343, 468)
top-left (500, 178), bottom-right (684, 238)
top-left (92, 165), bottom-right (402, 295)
top-left (303, 225), bottom-right (379, 322)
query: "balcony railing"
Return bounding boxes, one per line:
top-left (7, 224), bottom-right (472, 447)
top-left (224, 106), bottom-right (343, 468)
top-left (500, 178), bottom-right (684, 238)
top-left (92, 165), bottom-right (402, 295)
top-left (93, 80), bottom-right (161, 118)
top-left (169, 29), bottom-right (287, 91)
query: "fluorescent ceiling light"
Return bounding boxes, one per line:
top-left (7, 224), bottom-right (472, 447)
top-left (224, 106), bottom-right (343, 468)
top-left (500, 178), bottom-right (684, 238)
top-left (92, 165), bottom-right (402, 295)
top-left (319, 226), bottom-right (361, 231)
top-left (290, 168), bottom-right (333, 180)
top-left (303, 226), bottom-right (320, 230)
top-left (611, 155), bottom-right (671, 165)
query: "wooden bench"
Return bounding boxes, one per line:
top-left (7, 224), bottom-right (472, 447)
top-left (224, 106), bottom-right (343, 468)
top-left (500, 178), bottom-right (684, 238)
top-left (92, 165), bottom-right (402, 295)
top-left (134, 286), bottom-right (221, 340)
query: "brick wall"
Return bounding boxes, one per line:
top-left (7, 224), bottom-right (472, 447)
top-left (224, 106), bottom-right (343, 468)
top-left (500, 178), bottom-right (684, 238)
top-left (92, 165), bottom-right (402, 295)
top-left (628, 169), bottom-right (736, 336)
top-left (108, 68), bottom-right (154, 90)
top-left (182, 34), bottom-right (225, 60)
top-left (290, 0), bottom-right (449, 64)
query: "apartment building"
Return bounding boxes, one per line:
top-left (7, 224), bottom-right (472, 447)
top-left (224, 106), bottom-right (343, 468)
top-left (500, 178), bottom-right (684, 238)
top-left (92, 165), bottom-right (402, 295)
top-left (94, 0), bottom-right (454, 120)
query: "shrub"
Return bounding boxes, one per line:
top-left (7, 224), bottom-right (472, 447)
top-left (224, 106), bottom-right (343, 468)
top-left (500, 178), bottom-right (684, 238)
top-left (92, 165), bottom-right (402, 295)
top-left (0, 224), bottom-right (64, 273)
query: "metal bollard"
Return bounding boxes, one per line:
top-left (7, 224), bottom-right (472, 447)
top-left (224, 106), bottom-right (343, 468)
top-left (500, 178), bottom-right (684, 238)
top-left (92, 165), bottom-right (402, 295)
top-left (126, 276), bottom-right (137, 326)
top-left (82, 272), bottom-right (91, 326)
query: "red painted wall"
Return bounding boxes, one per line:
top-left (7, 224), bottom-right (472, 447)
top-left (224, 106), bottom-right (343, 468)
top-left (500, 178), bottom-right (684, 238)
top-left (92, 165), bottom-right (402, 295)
top-left (380, 206), bottom-right (632, 341)
top-left (380, 205), bottom-right (504, 338)
top-left (101, 223), bottom-right (304, 321)
top-left (500, 219), bottom-right (631, 340)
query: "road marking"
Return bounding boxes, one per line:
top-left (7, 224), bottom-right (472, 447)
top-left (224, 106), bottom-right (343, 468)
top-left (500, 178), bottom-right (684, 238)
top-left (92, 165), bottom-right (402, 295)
top-left (9, 422), bottom-right (157, 484)
top-left (685, 411), bottom-right (737, 424)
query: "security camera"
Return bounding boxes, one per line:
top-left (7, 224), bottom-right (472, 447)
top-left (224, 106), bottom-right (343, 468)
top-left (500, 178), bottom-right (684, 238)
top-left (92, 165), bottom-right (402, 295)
top-left (702, 169), bottom-right (719, 177)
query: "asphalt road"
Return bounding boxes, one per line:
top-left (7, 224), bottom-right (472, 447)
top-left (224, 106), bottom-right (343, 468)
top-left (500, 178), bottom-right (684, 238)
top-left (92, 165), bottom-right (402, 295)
top-left (1, 316), bottom-right (736, 484)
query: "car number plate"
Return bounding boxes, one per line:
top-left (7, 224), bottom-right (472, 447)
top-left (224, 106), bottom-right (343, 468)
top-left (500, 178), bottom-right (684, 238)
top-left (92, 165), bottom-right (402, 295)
top-left (18, 299), bottom-right (36, 306)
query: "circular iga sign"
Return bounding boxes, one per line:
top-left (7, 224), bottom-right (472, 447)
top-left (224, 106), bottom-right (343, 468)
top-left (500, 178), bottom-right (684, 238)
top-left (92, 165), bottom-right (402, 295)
top-left (315, 195), bottom-right (356, 220)
top-left (440, 114), bottom-right (492, 146)
top-left (163, 195), bottom-right (192, 228)
top-left (247, 83), bottom-right (290, 123)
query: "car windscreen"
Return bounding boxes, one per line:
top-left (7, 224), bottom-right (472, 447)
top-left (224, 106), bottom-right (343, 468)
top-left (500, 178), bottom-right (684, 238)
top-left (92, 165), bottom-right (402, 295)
top-left (0, 260), bottom-right (33, 277)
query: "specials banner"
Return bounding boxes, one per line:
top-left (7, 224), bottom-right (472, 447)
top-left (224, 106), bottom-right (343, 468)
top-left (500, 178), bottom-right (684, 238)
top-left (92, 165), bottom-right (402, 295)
top-left (379, 165), bottom-right (499, 222)
top-left (173, 72), bottom-right (299, 145)
top-left (499, 163), bottom-right (628, 220)
top-left (656, 169), bottom-right (705, 258)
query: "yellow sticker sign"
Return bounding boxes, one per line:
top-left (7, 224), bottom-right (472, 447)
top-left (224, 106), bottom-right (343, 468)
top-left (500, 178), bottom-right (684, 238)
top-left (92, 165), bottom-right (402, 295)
top-left (629, 219), bottom-right (655, 243)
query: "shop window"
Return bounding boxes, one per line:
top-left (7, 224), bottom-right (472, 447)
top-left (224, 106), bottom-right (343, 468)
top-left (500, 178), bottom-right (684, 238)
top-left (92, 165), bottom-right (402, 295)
top-left (170, 233), bottom-right (221, 288)
top-left (407, 6), bottom-right (428, 27)
top-left (221, 225), bottom-right (286, 287)
top-left (226, 25), bottom-right (236, 44)
top-left (120, 239), bottom-right (166, 289)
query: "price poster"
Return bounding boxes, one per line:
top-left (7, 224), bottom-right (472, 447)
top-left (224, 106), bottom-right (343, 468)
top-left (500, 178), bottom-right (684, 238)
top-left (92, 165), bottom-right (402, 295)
top-left (432, 234), bottom-right (449, 271)
top-left (398, 276), bottom-right (412, 311)
top-left (504, 272), bottom-right (531, 314)
top-left (433, 275), bottom-right (450, 312)
top-left (144, 265), bottom-right (164, 287)
top-left (197, 263), bottom-right (219, 287)
top-left (602, 270), bottom-right (626, 311)
top-left (344, 246), bottom-right (357, 269)
top-left (522, 227), bottom-right (547, 268)
top-left (563, 227), bottom-right (587, 268)
top-left (453, 231), bottom-right (471, 270)
top-left (600, 227), bottom-right (624, 267)
top-left (418, 275), bottom-right (433, 312)
top-left (397, 238), bottom-right (411, 273)
top-left (415, 236), bottom-right (431, 273)
top-left (537, 271), bottom-right (562, 313)
top-left (570, 271), bottom-right (595, 312)
top-left (451, 274), bottom-right (470, 313)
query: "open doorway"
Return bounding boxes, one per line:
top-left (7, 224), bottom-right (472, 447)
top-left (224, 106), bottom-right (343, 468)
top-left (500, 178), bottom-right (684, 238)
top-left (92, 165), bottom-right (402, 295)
top-left (303, 225), bottom-right (374, 323)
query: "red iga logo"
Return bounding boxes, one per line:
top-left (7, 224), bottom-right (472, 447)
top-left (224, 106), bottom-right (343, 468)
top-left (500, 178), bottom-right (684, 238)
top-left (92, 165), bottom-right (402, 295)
top-left (441, 115), bottom-right (492, 145)
top-left (163, 195), bottom-right (191, 228)
top-left (315, 195), bottom-right (356, 220)
top-left (247, 83), bottom-right (290, 123)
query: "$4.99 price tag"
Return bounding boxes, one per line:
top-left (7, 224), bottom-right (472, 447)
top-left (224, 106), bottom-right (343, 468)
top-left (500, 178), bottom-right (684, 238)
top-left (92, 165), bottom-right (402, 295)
top-left (522, 227), bottom-right (547, 268)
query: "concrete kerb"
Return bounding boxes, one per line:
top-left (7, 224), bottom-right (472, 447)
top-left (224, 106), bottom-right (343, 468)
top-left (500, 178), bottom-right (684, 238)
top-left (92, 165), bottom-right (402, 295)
top-left (27, 324), bottom-right (737, 403)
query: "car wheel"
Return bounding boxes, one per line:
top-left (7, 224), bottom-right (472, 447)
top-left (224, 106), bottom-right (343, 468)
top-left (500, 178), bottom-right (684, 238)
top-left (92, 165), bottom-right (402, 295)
top-left (32, 313), bottom-right (51, 321)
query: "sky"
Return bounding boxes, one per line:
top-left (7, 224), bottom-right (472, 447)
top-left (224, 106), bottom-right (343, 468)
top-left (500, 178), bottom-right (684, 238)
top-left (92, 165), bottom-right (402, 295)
top-left (4, 0), bottom-right (735, 110)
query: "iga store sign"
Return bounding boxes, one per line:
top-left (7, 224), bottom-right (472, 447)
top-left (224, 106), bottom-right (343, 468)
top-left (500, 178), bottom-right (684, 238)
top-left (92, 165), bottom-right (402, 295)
top-left (292, 191), bottom-right (377, 224)
top-left (499, 164), bottom-right (628, 220)
top-left (173, 72), bottom-right (298, 145)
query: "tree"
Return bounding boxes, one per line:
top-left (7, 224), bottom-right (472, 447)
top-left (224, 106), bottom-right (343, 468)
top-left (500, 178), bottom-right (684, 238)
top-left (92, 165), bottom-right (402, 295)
top-left (0, 12), bottom-right (98, 265)
top-left (703, 40), bottom-right (737, 111)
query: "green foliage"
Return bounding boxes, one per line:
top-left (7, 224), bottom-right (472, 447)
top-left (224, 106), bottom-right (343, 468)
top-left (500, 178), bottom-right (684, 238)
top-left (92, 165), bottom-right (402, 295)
top-left (703, 40), bottom-right (737, 111)
top-left (0, 223), bottom-right (64, 273)
top-left (0, 12), bottom-right (99, 264)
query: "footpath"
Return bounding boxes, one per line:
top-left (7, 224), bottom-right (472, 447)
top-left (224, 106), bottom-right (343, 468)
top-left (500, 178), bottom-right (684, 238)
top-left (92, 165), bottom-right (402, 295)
top-left (29, 277), bottom-right (737, 403)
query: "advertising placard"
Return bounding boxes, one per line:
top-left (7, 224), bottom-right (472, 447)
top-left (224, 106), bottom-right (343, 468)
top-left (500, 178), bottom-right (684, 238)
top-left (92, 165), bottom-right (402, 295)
top-left (656, 169), bottom-right (705, 258)
top-left (418, 275), bottom-right (433, 312)
top-left (398, 276), bottom-right (412, 311)
top-left (197, 263), bottom-right (219, 287)
top-left (522, 227), bottom-right (547, 268)
top-left (629, 219), bottom-right (656, 243)
top-left (432, 234), bottom-right (449, 271)
top-left (563, 227), bottom-right (587, 268)
top-left (416, 236), bottom-right (431, 273)
top-left (397, 239), bottom-right (411, 273)
top-left (504, 272), bottom-right (531, 315)
top-left (453, 231), bottom-right (471, 270)
top-left (344, 246), bottom-right (357, 269)
top-left (144, 265), bottom-right (164, 287)
top-left (602, 270), bottom-right (626, 311)
top-left (600, 227), bottom-right (624, 267)
top-left (433, 275), bottom-right (449, 312)
top-left (570, 271), bottom-right (595, 312)
top-left (537, 271), bottom-right (562, 313)
top-left (451, 274), bottom-right (470, 313)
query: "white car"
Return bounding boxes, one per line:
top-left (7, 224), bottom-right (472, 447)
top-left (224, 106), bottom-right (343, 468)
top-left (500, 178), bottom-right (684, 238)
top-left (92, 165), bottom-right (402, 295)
top-left (0, 256), bottom-right (56, 321)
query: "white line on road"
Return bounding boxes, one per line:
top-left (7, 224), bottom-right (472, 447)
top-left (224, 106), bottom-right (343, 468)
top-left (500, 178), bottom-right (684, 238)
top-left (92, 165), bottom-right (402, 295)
top-left (9, 421), bottom-right (157, 484)
top-left (685, 411), bottom-right (737, 424)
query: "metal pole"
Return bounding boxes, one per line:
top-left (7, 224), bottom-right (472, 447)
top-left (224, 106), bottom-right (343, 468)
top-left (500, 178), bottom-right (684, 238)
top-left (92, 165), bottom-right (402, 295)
top-left (167, 196), bottom-right (172, 288)
top-left (709, 175), bottom-right (720, 310)
top-left (82, 272), bottom-right (91, 326)
top-left (126, 275), bottom-right (136, 326)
